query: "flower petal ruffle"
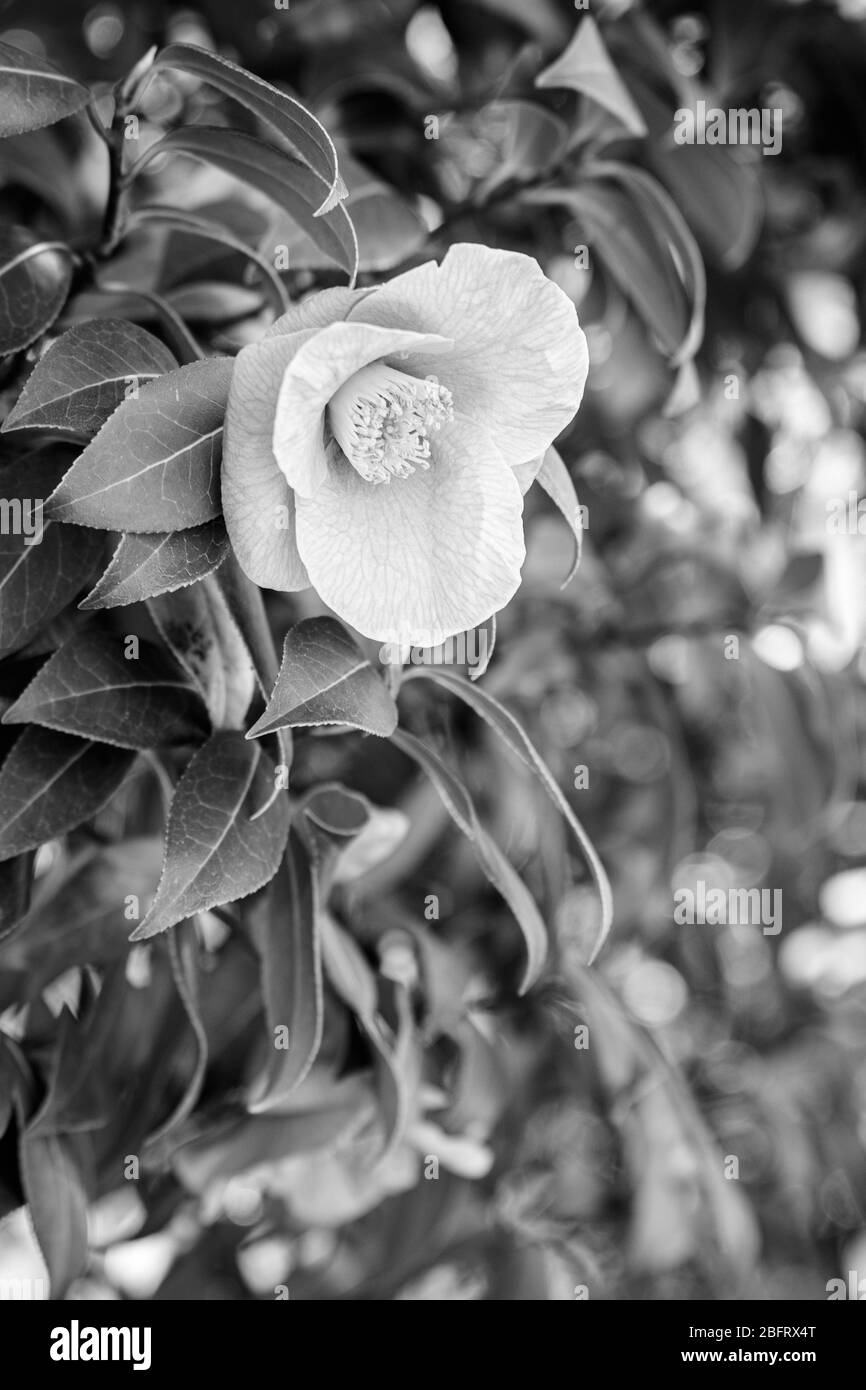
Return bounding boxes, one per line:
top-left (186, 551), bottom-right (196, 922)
top-left (293, 414), bottom-right (525, 646)
top-left (350, 243), bottom-right (589, 469)
top-left (272, 321), bottom-right (453, 499)
top-left (222, 331), bottom-right (313, 591)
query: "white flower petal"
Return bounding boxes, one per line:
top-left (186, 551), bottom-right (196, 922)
top-left (264, 286), bottom-right (373, 339)
top-left (351, 243), bottom-right (589, 467)
top-left (294, 414), bottom-right (525, 646)
top-left (222, 332), bottom-right (312, 591)
top-left (272, 321), bottom-right (453, 499)
top-left (513, 454), bottom-right (544, 494)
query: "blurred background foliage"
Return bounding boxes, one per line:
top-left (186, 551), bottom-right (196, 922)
top-left (2, 0), bottom-right (866, 1300)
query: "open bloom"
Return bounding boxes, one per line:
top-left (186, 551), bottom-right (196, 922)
top-left (222, 243), bottom-right (588, 646)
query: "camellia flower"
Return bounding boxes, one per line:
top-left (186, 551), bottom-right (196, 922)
top-left (222, 243), bottom-right (588, 646)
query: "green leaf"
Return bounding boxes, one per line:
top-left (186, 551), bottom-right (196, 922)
top-left (402, 672), bottom-right (613, 965)
top-left (536, 446), bottom-right (583, 587)
top-left (151, 42), bottom-right (346, 215)
top-left (0, 227), bottom-right (72, 356)
top-left (132, 128), bottom-right (358, 280)
top-left (471, 101), bottom-right (570, 199)
top-left (18, 1127), bottom-right (89, 1299)
top-left (3, 627), bottom-right (209, 750)
top-left (27, 983), bottom-right (123, 1139)
top-left (80, 519), bottom-right (229, 610)
top-left (319, 910), bottom-right (419, 1155)
top-left (143, 926), bottom-right (208, 1161)
top-left (131, 730), bottom-right (290, 939)
top-left (0, 728), bottom-right (135, 864)
top-left (0, 40), bottom-right (90, 138)
top-left (129, 205), bottom-right (290, 315)
top-left (45, 357), bottom-right (233, 532)
top-left (3, 319), bottom-right (178, 436)
top-left (247, 827), bottom-right (323, 1111)
top-left (535, 16), bottom-right (648, 138)
top-left (650, 140), bottom-right (763, 271)
top-left (525, 173), bottom-right (701, 361)
top-left (0, 852), bottom-right (32, 941)
top-left (246, 616), bottom-right (398, 739)
top-left (0, 838), bottom-right (162, 991)
top-left (148, 578), bottom-right (256, 730)
top-left (583, 159), bottom-right (706, 364)
top-left (0, 453), bottom-right (104, 658)
top-left (391, 729), bottom-right (548, 993)
top-left (266, 151), bottom-right (424, 274)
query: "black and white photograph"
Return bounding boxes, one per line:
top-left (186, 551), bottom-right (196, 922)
top-left (0, 0), bottom-right (864, 1346)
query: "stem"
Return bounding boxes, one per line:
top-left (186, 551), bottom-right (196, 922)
top-left (216, 552), bottom-right (281, 691)
top-left (100, 124), bottom-right (129, 256)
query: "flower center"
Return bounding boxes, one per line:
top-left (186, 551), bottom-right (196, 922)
top-left (328, 361), bottom-right (454, 484)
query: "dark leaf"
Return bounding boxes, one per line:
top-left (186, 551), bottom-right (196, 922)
top-left (525, 179), bottom-right (693, 359)
top-left (80, 519), bottom-right (229, 610)
top-left (135, 128), bottom-right (357, 279)
top-left (147, 578), bottom-right (255, 729)
top-left (391, 729), bottom-right (548, 993)
top-left (267, 151), bottom-right (423, 274)
top-left (319, 912), bottom-right (419, 1155)
top-left (27, 990), bottom-right (123, 1140)
top-left (583, 159), bottom-right (706, 363)
top-left (0, 453), bottom-right (104, 658)
top-left (535, 15), bottom-right (647, 137)
top-left (3, 627), bottom-right (209, 749)
top-left (0, 227), bottom-right (72, 356)
top-left (152, 43), bottom-right (346, 214)
top-left (403, 672), bottom-right (613, 965)
top-left (130, 205), bottom-right (290, 315)
top-left (650, 140), bottom-right (763, 271)
top-left (0, 727), bottom-right (135, 864)
top-left (131, 730), bottom-right (290, 939)
top-left (0, 851), bottom-right (33, 941)
top-left (471, 102), bottom-right (570, 200)
top-left (143, 927), bottom-right (208, 1161)
top-left (45, 358), bottom-right (234, 532)
top-left (0, 838), bottom-right (162, 995)
top-left (247, 827), bottom-right (323, 1110)
top-left (3, 319), bottom-right (178, 437)
top-left (18, 1127), bottom-right (89, 1298)
top-left (0, 40), bottom-right (90, 138)
top-left (246, 616), bottom-right (398, 740)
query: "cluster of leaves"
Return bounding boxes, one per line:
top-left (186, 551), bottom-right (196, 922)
top-left (1, 0), bottom-right (865, 1300)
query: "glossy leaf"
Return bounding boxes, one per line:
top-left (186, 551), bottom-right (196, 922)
top-left (535, 446), bottom-right (583, 587)
top-left (0, 40), bottom-right (90, 138)
top-left (80, 519), bottom-right (229, 610)
top-left (0, 453), bottom-right (104, 658)
top-left (148, 579), bottom-right (256, 730)
top-left (3, 627), bottom-right (209, 750)
top-left (392, 729), bottom-right (548, 993)
top-left (18, 1127), bottom-right (89, 1299)
top-left (536, 16), bottom-right (647, 138)
top-left (247, 827), bottom-right (323, 1110)
top-left (45, 358), bottom-right (233, 532)
top-left (3, 319), bottom-right (178, 436)
top-left (266, 151), bottom-right (424, 274)
top-left (0, 227), bottom-right (72, 355)
top-left (151, 42), bottom-right (345, 214)
top-left (525, 180), bottom-right (694, 360)
top-left (131, 730), bottom-right (290, 939)
top-left (133, 128), bottom-right (358, 280)
top-left (0, 728), bottom-right (135, 864)
top-left (402, 673), bottom-right (613, 965)
top-left (246, 616), bottom-right (398, 740)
